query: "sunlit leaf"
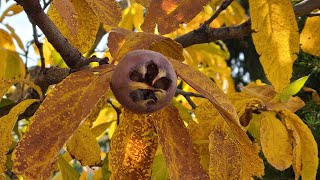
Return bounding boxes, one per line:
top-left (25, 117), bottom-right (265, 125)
top-left (0, 29), bottom-right (15, 51)
top-left (249, 0), bottom-right (299, 92)
top-left (0, 99), bottom-right (39, 174)
top-left (0, 4), bottom-right (23, 23)
top-left (260, 111), bottom-right (292, 170)
top-left (141, 0), bottom-right (211, 34)
top-left (85, 0), bottom-right (121, 27)
top-left (52, 0), bottom-right (78, 35)
top-left (119, 3), bottom-right (144, 31)
top-left (58, 155), bottom-right (80, 180)
top-left (280, 110), bottom-right (318, 180)
top-left (66, 124), bottom-right (101, 166)
top-left (300, 16), bottom-right (320, 56)
top-left (108, 28), bottom-right (183, 62)
top-left (12, 65), bottom-right (114, 179)
top-left (48, 0), bottom-right (100, 53)
top-left (4, 24), bottom-right (25, 52)
top-left (109, 109), bottom-right (158, 179)
top-left (277, 76), bottom-right (309, 102)
top-left (0, 49), bottom-right (25, 80)
top-left (153, 105), bottom-right (209, 179)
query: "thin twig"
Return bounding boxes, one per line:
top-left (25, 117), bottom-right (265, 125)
top-left (175, 89), bottom-right (205, 109)
top-left (107, 99), bottom-right (122, 125)
top-left (31, 22), bottom-right (46, 73)
top-left (199, 0), bottom-right (234, 30)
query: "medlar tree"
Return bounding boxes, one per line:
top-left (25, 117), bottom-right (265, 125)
top-left (0, 0), bottom-right (319, 179)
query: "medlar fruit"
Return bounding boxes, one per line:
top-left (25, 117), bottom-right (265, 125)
top-left (110, 50), bottom-right (177, 114)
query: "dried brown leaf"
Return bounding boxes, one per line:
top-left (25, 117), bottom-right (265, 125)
top-left (12, 65), bottom-right (114, 179)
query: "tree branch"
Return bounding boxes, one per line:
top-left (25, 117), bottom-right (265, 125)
top-left (15, 0), bottom-right (85, 70)
top-left (175, 0), bottom-right (320, 48)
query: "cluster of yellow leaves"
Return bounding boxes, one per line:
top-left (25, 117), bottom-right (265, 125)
top-left (0, 3), bottom-right (25, 80)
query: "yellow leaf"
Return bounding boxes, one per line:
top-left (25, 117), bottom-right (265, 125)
top-left (85, 0), bottom-right (121, 27)
top-left (0, 49), bottom-right (25, 80)
top-left (109, 109), bottom-right (158, 179)
top-left (48, 0), bottom-right (100, 53)
top-left (4, 24), bottom-right (25, 52)
top-left (0, 4), bottom-right (23, 23)
top-left (119, 3), bottom-right (144, 32)
top-left (52, 0), bottom-right (78, 35)
top-left (188, 100), bottom-right (225, 171)
top-left (249, 0), bottom-right (299, 92)
top-left (189, 100), bottom-right (264, 178)
top-left (66, 124), bottom-right (101, 166)
top-left (300, 16), bottom-right (320, 56)
top-left (108, 28), bottom-right (183, 62)
top-left (0, 99), bottom-right (39, 174)
top-left (247, 114), bottom-right (262, 140)
top-left (0, 78), bottom-right (42, 101)
top-left (209, 124), bottom-right (241, 180)
top-left (0, 29), bottom-right (15, 51)
top-left (215, 1), bottom-right (248, 26)
top-left (280, 110), bottom-right (318, 180)
top-left (153, 105), bottom-right (209, 179)
top-left (227, 92), bottom-right (263, 127)
top-left (12, 65), bottom-right (114, 179)
top-left (141, 0), bottom-right (211, 34)
top-left (260, 111), bottom-right (292, 170)
top-left (58, 155), bottom-right (79, 180)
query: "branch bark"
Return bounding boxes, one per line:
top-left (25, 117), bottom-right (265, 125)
top-left (15, 0), bottom-right (85, 69)
top-left (175, 0), bottom-right (320, 48)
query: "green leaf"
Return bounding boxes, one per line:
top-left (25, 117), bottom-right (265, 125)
top-left (58, 155), bottom-right (79, 180)
top-left (277, 76), bottom-right (309, 102)
top-left (151, 153), bottom-right (168, 180)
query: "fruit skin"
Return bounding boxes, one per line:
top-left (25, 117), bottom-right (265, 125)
top-left (110, 50), bottom-right (177, 114)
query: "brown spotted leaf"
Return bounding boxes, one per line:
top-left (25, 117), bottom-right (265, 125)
top-left (209, 123), bottom-right (241, 180)
top-left (12, 64), bottom-right (114, 179)
top-left (85, 0), bottom-right (122, 27)
top-left (109, 109), bottom-right (158, 179)
top-left (168, 59), bottom-right (264, 178)
top-left (108, 28), bottom-right (184, 62)
top-left (141, 0), bottom-right (211, 34)
top-left (52, 0), bottom-right (78, 34)
top-left (153, 105), bottom-right (209, 179)
top-left (0, 99), bottom-right (39, 174)
top-left (48, 0), bottom-right (100, 53)
top-left (66, 124), bottom-right (101, 166)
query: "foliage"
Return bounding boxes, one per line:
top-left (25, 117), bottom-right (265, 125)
top-left (0, 0), bottom-right (319, 179)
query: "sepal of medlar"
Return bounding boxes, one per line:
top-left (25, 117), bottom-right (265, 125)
top-left (110, 50), bottom-right (177, 114)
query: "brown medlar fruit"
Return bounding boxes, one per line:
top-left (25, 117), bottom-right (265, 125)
top-left (110, 50), bottom-right (177, 114)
